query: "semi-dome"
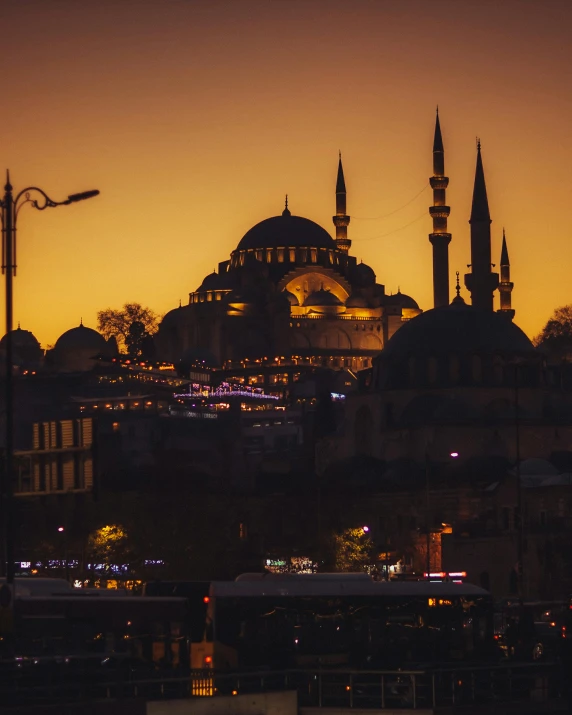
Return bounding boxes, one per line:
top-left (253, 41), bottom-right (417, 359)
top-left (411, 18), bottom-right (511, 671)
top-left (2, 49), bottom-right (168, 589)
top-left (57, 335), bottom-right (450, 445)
top-left (161, 305), bottom-right (184, 328)
top-left (384, 290), bottom-right (419, 310)
top-left (54, 323), bottom-right (107, 352)
top-left (381, 301), bottom-right (534, 359)
top-left (197, 272), bottom-right (222, 291)
top-left (236, 214), bottom-right (335, 251)
top-left (351, 262), bottom-right (376, 287)
top-left (305, 289), bottom-right (343, 307)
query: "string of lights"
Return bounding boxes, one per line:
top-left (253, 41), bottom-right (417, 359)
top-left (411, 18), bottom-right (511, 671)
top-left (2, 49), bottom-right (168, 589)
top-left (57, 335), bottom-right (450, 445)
top-left (352, 183), bottom-right (429, 221)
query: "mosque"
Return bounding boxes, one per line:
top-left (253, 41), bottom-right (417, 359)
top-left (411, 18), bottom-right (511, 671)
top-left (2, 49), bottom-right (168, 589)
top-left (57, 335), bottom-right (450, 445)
top-left (327, 113), bottom-right (568, 468)
top-left (153, 155), bottom-right (422, 372)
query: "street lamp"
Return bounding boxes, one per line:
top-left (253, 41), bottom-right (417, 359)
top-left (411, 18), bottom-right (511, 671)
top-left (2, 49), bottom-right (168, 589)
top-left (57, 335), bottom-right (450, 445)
top-left (0, 172), bottom-right (99, 585)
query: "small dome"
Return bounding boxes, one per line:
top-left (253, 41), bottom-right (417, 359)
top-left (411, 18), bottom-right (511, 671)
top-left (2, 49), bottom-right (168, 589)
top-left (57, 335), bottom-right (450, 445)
top-left (283, 289), bottom-right (299, 306)
top-left (236, 214), bottom-right (335, 251)
top-left (0, 326), bottom-right (42, 364)
top-left (161, 306), bottom-right (184, 328)
top-left (351, 262), bottom-right (376, 288)
top-left (0, 326), bottom-right (41, 351)
top-left (346, 293), bottom-right (368, 308)
top-left (197, 272), bottom-right (222, 291)
top-left (384, 290), bottom-right (420, 310)
top-left (305, 289), bottom-right (343, 307)
top-left (54, 323), bottom-right (107, 352)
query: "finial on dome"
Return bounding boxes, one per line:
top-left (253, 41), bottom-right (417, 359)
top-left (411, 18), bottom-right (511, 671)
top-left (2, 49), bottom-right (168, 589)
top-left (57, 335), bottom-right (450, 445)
top-left (451, 271), bottom-right (465, 305)
top-left (80, 317), bottom-right (83, 326)
top-left (5, 169), bottom-right (12, 192)
top-left (282, 194), bottom-right (290, 216)
top-left (17, 322), bottom-right (20, 330)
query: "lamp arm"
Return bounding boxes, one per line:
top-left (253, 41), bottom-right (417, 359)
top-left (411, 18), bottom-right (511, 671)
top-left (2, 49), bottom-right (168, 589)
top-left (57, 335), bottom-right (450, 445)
top-left (14, 187), bottom-right (71, 214)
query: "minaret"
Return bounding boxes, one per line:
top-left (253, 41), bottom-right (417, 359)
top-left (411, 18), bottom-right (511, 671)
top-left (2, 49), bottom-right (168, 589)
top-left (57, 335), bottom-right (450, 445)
top-left (464, 140), bottom-right (499, 311)
top-left (428, 109), bottom-right (451, 308)
top-left (497, 228), bottom-right (515, 319)
top-left (333, 152), bottom-right (351, 253)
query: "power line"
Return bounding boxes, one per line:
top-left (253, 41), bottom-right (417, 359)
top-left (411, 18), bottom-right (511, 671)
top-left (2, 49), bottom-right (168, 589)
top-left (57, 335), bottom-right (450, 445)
top-left (352, 183), bottom-right (430, 221)
top-left (352, 210), bottom-right (428, 242)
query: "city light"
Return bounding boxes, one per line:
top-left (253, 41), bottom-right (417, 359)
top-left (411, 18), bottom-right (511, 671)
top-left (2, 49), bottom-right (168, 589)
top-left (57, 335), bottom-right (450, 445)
top-left (450, 452), bottom-right (459, 458)
top-left (57, 527), bottom-right (64, 532)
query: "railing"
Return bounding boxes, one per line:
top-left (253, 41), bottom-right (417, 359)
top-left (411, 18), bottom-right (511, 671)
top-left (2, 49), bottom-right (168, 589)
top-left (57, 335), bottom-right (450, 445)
top-left (0, 661), bottom-right (566, 709)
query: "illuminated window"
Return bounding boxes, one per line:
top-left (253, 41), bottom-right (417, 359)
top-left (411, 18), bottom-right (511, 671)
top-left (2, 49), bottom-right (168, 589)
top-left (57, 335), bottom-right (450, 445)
top-left (112, 422), bottom-right (120, 433)
top-left (277, 248), bottom-right (285, 262)
top-left (289, 248), bottom-right (296, 262)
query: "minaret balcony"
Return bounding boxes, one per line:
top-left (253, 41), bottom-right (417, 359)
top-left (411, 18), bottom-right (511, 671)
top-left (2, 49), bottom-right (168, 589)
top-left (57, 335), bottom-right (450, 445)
top-left (430, 177), bottom-right (449, 190)
top-left (429, 232), bottom-right (451, 245)
top-left (429, 206), bottom-right (450, 218)
top-left (333, 215), bottom-right (350, 227)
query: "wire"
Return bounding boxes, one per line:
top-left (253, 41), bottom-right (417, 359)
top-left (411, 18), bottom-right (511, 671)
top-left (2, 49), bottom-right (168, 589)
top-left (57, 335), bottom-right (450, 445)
top-left (353, 210), bottom-right (428, 242)
top-left (352, 183), bottom-right (430, 221)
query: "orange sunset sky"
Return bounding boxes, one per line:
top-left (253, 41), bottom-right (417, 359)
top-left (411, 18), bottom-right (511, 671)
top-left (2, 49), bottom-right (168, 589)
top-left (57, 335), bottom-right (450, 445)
top-left (2, 0), bottom-right (571, 347)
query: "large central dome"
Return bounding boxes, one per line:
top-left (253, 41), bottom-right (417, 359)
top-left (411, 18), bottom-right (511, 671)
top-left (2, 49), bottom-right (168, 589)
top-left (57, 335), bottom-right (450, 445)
top-left (237, 214), bottom-right (336, 251)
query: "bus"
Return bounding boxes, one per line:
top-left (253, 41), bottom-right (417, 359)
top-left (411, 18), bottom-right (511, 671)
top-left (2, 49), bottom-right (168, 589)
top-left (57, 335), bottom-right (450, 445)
top-left (194, 573), bottom-right (495, 671)
top-left (1, 579), bottom-right (191, 672)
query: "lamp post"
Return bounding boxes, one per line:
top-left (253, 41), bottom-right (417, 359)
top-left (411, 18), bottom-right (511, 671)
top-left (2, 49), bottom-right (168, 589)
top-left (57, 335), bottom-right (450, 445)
top-left (0, 173), bottom-right (98, 585)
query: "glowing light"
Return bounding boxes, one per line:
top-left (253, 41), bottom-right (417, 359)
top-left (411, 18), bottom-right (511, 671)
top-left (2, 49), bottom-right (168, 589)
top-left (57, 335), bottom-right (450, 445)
top-left (450, 452), bottom-right (459, 458)
top-left (57, 527), bottom-right (64, 532)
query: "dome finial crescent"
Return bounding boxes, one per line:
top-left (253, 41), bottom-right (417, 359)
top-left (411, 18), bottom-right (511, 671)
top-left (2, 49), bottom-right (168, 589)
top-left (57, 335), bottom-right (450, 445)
top-left (282, 194), bottom-right (291, 217)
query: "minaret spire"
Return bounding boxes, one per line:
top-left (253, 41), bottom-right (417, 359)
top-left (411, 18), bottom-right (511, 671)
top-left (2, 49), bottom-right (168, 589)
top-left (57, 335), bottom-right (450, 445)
top-left (333, 152), bottom-right (351, 253)
top-left (464, 140), bottom-right (498, 311)
top-left (428, 108), bottom-right (451, 307)
top-left (497, 228), bottom-right (515, 319)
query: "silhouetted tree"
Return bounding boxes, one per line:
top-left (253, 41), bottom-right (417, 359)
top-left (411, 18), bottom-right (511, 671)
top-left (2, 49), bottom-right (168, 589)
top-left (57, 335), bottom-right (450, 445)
top-left (125, 320), bottom-right (149, 358)
top-left (97, 303), bottom-right (159, 353)
top-left (534, 305), bottom-right (572, 357)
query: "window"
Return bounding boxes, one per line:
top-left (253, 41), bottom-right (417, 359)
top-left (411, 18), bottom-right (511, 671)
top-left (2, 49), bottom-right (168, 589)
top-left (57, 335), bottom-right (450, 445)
top-left (239, 523), bottom-right (248, 540)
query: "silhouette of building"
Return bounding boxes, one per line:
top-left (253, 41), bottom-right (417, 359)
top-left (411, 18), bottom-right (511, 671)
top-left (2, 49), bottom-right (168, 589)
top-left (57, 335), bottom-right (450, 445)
top-left (318, 114), bottom-right (572, 599)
